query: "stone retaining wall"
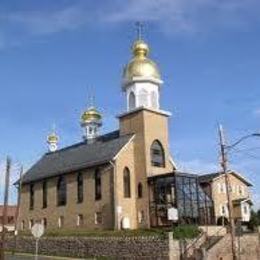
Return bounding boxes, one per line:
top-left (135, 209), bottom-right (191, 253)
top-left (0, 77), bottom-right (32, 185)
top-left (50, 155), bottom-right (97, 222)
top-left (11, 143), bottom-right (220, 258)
top-left (6, 236), bottom-right (169, 259)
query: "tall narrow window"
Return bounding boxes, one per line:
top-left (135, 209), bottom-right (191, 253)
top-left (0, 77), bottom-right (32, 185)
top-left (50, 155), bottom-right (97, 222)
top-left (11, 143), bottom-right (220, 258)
top-left (77, 172), bottom-right (83, 203)
top-left (42, 180), bottom-right (47, 208)
top-left (42, 218), bottom-right (47, 229)
top-left (123, 167), bottom-right (131, 198)
top-left (129, 91), bottom-right (136, 110)
top-left (57, 176), bottom-right (67, 206)
top-left (95, 169), bottom-right (101, 200)
top-left (138, 183), bottom-right (143, 198)
top-left (29, 184), bottom-right (34, 210)
top-left (150, 140), bottom-right (165, 167)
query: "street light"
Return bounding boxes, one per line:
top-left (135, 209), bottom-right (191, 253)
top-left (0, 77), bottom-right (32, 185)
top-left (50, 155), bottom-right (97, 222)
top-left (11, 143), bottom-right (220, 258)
top-left (218, 125), bottom-right (260, 260)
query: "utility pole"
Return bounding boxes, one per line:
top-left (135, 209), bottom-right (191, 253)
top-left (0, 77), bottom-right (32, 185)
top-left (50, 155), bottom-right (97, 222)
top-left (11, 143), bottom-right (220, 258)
top-left (13, 166), bottom-right (23, 255)
top-left (0, 157), bottom-right (11, 260)
top-left (218, 125), bottom-right (237, 260)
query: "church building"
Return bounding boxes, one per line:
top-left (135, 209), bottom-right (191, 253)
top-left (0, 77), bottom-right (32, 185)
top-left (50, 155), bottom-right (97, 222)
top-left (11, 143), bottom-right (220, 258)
top-left (17, 33), bottom-right (251, 231)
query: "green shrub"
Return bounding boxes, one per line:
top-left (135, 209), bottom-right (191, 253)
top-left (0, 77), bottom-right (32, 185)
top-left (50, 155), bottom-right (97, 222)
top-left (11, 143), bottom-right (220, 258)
top-left (172, 225), bottom-right (201, 239)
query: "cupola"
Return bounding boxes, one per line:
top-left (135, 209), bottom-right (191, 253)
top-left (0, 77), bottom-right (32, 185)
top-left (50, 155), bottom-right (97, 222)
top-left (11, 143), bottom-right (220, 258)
top-left (122, 23), bottom-right (163, 112)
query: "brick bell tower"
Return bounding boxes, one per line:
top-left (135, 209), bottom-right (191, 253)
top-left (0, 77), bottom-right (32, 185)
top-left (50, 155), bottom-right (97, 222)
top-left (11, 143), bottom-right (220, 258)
top-left (119, 25), bottom-right (173, 177)
top-left (117, 26), bottom-right (174, 228)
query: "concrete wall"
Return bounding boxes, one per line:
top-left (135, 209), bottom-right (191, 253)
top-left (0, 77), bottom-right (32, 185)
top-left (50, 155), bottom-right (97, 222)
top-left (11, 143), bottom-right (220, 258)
top-left (206, 233), bottom-right (260, 260)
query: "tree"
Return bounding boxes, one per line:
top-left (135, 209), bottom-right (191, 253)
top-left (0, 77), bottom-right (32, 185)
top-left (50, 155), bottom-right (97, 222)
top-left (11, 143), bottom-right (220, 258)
top-left (257, 209), bottom-right (260, 222)
top-left (248, 210), bottom-right (259, 231)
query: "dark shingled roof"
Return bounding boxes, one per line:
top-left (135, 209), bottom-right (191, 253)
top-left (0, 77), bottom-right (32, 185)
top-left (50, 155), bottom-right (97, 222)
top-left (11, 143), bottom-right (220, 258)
top-left (198, 171), bottom-right (252, 186)
top-left (22, 131), bottom-right (134, 184)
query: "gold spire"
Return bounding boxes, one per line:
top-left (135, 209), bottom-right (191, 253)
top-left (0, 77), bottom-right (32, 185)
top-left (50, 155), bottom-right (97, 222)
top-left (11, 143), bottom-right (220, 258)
top-left (47, 125), bottom-right (59, 144)
top-left (123, 23), bottom-right (161, 82)
top-left (81, 107), bottom-right (102, 124)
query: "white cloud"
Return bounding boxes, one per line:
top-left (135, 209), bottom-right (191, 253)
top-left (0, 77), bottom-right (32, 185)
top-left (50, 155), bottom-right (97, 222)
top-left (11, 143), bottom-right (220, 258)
top-left (0, 0), bottom-right (259, 45)
top-left (105, 0), bottom-right (260, 34)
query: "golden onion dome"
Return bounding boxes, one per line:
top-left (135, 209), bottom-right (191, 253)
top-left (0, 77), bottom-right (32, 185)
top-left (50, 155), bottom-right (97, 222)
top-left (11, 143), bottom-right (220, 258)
top-left (123, 40), bottom-right (161, 82)
top-left (47, 132), bottom-right (59, 143)
top-left (81, 107), bottom-right (102, 123)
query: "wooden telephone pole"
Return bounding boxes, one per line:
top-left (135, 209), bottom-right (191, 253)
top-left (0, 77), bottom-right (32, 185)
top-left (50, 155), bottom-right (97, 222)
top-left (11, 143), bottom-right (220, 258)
top-left (218, 125), bottom-right (237, 260)
top-left (0, 157), bottom-right (11, 260)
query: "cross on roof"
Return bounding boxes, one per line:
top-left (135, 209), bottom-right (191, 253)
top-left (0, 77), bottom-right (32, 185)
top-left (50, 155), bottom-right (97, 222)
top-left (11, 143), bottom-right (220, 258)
top-left (135, 21), bottom-right (144, 40)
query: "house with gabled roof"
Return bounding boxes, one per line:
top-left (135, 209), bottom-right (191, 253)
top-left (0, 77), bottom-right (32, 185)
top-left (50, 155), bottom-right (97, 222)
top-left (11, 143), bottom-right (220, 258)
top-left (199, 171), bottom-right (253, 224)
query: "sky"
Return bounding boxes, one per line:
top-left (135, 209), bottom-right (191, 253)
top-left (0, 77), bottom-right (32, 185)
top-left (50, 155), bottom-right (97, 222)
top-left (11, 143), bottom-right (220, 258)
top-left (0, 0), bottom-right (260, 208)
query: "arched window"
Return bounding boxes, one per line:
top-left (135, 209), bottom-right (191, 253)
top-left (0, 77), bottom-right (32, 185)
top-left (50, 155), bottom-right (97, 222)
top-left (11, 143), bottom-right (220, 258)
top-left (95, 169), bottom-right (102, 200)
top-left (77, 172), bottom-right (83, 203)
top-left (42, 180), bottom-right (47, 208)
top-left (123, 167), bottom-right (131, 198)
top-left (138, 183), bottom-right (143, 198)
top-left (129, 91), bottom-right (136, 110)
top-left (151, 140), bottom-right (165, 167)
top-left (57, 176), bottom-right (67, 206)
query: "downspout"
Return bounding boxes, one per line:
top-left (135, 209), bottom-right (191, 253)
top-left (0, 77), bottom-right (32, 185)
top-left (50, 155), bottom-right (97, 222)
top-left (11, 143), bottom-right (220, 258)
top-left (109, 160), bottom-right (120, 230)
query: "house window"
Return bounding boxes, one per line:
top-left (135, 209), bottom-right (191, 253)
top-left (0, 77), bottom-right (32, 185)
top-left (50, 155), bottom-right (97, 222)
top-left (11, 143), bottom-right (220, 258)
top-left (243, 205), bottom-right (248, 214)
top-left (123, 167), bottom-right (131, 198)
top-left (95, 212), bottom-right (102, 224)
top-left (42, 180), bottom-right (47, 208)
top-left (77, 172), bottom-right (84, 203)
top-left (29, 184), bottom-right (34, 210)
top-left (151, 140), bottom-right (165, 167)
top-left (57, 176), bottom-right (67, 206)
top-left (238, 186), bottom-right (244, 196)
top-left (220, 183), bottom-right (226, 193)
top-left (58, 216), bottom-right (64, 228)
top-left (77, 214), bottom-right (83, 227)
top-left (138, 183), bottom-right (143, 198)
top-left (221, 205), bottom-right (226, 215)
top-left (95, 169), bottom-right (102, 200)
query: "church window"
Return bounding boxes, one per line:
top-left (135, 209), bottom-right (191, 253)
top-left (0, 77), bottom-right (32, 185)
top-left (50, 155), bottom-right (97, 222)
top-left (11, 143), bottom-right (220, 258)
top-left (42, 218), bottom-right (47, 229)
top-left (95, 169), bottom-right (102, 200)
top-left (42, 180), bottom-right (47, 208)
top-left (138, 210), bottom-right (145, 223)
top-left (57, 176), bottom-right (67, 206)
top-left (58, 216), bottom-right (64, 228)
top-left (123, 167), bottom-right (131, 198)
top-left (129, 91), bottom-right (136, 110)
top-left (77, 172), bottom-right (84, 203)
top-left (138, 183), bottom-right (143, 198)
top-left (77, 214), bottom-right (83, 226)
top-left (95, 212), bottom-right (102, 224)
top-left (151, 140), bottom-right (165, 167)
top-left (29, 219), bottom-right (34, 229)
top-left (29, 184), bottom-right (34, 210)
